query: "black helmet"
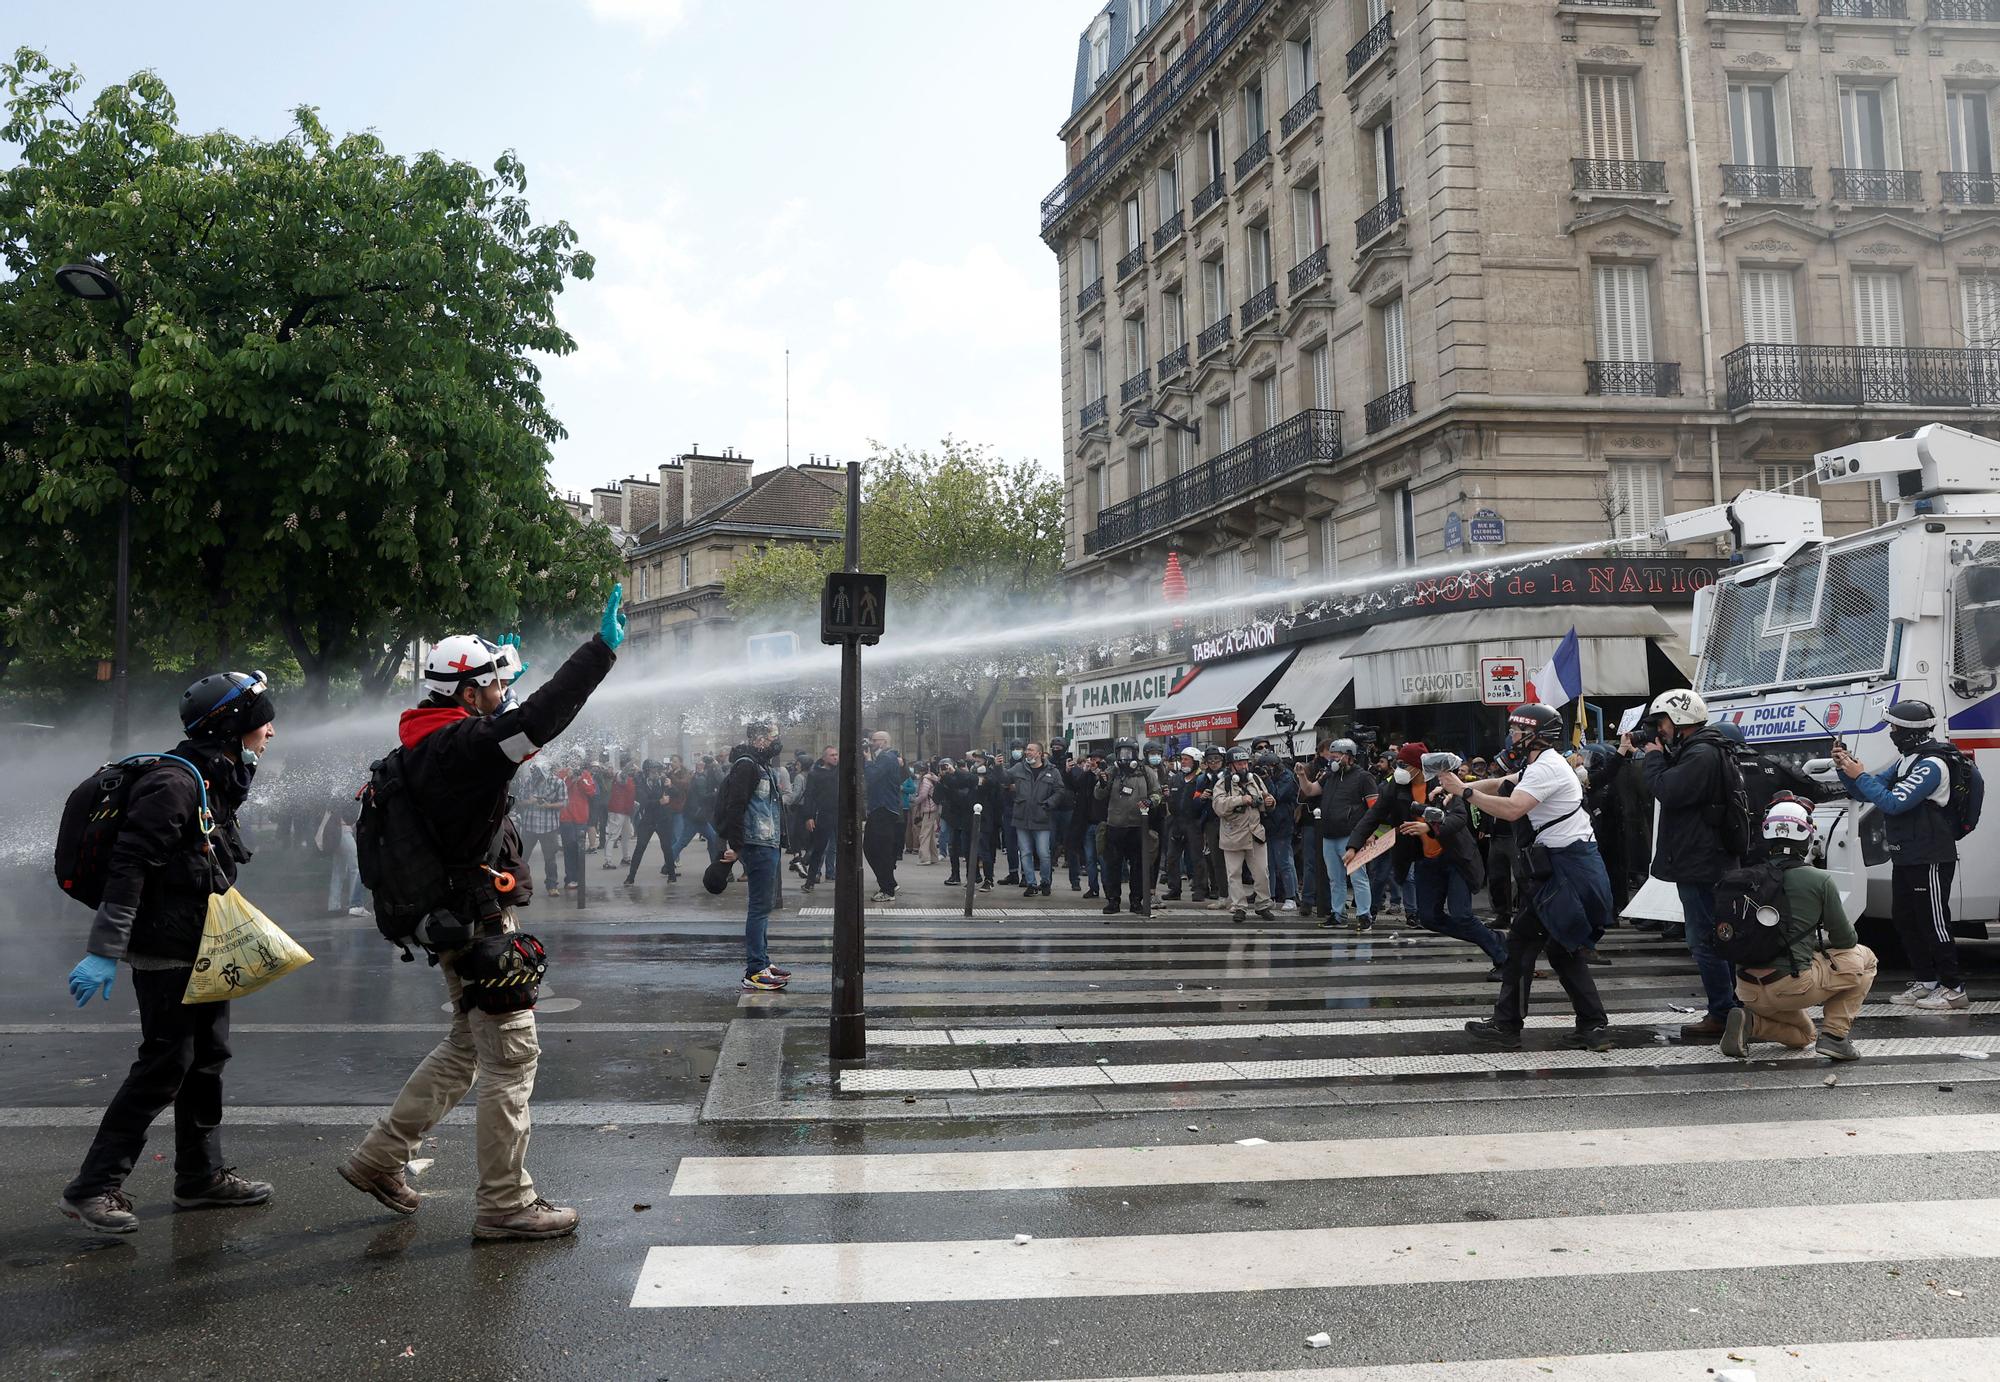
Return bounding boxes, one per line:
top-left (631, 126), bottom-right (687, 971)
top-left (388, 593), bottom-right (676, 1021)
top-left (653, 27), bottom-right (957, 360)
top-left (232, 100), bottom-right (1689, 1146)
top-left (1254, 749), bottom-right (1279, 769)
top-left (1506, 703), bottom-right (1564, 750)
top-left (180, 670), bottom-right (273, 741)
top-left (1712, 721), bottom-right (1747, 747)
top-left (1229, 745), bottom-right (1252, 764)
top-left (1202, 743), bottom-right (1224, 761)
top-left (1886, 699), bottom-right (1937, 753)
top-left (1009, 738), bottom-right (1026, 751)
top-left (1114, 736), bottom-right (1139, 762)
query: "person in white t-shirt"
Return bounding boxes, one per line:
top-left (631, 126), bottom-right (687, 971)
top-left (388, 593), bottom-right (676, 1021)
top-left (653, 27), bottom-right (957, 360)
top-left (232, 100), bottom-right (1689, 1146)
top-left (1438, 703), bottom-right (1614, 1051)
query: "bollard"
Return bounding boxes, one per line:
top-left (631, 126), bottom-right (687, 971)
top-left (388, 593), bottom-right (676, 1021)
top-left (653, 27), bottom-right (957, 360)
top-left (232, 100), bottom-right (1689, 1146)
top-left (966, 803), bottom-right (981, 918)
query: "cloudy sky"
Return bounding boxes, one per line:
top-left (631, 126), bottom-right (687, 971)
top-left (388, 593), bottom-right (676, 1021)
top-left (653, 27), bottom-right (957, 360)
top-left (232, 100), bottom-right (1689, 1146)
top-left (9, 0), bottom-right (1097, 495)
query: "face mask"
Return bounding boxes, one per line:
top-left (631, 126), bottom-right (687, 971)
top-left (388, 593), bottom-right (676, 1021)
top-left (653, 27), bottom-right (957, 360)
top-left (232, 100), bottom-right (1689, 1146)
top-left (1147, 753), bottom-right (1162, 766)
top-left (1393, 766), bottom-right (1413, 786)
top-left (976, 766), bottom-right (988, 776)
top-left (1010, 749), bottom-right (1023, 761)
top-left (239, 746), bottom-right (261, 769)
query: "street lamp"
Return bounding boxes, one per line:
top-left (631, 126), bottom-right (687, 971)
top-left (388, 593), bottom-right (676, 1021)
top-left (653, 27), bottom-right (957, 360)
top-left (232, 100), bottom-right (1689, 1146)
top-left (56, 259), bottom-right (136, 754)
top-left (1130, 408), bottom-right (1201, 443)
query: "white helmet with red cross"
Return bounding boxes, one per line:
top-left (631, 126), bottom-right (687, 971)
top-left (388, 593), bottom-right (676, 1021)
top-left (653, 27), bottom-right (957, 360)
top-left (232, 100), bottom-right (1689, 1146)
top-left (423, 635), bottom-right (523, 700)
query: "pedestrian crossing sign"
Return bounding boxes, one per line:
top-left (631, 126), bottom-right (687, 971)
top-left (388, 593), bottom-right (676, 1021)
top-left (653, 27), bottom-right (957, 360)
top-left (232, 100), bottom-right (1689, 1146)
top-left (821, 572), bottom-right (887, 644)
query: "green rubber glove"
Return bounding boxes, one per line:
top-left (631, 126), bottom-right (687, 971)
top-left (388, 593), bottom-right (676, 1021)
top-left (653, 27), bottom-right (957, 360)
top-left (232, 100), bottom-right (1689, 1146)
top-left (599, 583), bottom-right (627, 651)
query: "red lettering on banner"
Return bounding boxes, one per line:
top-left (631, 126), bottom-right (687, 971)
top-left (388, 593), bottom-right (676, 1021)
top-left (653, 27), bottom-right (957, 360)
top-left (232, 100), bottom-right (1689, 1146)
top-left (1646, 570), bottom-right (1665, 594)
top-left (1551, 575), bottom-right (1574, 594)
top-left (1619, 569), bottom-right (1643, 594)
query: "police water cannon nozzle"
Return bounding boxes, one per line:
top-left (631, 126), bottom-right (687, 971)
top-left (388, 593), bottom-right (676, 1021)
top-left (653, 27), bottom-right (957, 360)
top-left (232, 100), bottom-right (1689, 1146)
top-left (1813, 423), bottom-right (2000, 512)
top-left (1649, 488), bottom-right (1823, 571)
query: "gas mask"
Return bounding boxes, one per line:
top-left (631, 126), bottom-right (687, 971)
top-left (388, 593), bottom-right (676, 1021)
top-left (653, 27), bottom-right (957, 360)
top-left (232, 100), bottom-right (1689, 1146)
top-left (760, 739), bottom-right (784, 762)
top-left (1393, 766), bottom-right (1413, 786)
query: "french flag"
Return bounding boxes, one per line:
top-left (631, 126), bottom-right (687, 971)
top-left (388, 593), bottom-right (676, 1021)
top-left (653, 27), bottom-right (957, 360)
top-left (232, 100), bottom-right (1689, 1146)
top-left (1526, 628), bottom-right (1583, 710)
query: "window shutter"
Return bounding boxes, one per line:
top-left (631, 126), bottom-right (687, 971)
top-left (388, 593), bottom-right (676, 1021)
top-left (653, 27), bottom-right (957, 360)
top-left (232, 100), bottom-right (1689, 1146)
top-left (1594, 264), bottom-right (1653, 361)
top-left (1261, 373), bottom-right (1279, 429)
top-left (1963, 274), bottom-right (2000, 348)
top-left (1609, 462), bottom-right (1664, 547)
top-left (1319, 513), bottom-right (1339, 577)
top-left (1854, 273), bottom-right (1906, 348)
top-left (1740, 269), bottom-right (1797, 344)
top-left (1383, 298), bottom-right (1409, 388)
top-left (1310, 344), bottom-right (1332, 408)
top-left (1581, 74), bottom-right (1638, 162)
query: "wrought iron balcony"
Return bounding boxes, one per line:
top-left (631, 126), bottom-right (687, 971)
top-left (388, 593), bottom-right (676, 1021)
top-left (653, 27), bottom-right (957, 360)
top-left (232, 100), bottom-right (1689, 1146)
top-left (1153, 208), bottom-right (1185, 250)
top-left (1121, 368), bottom-right (1152, 405)
top-left (1078, 276), bottom-right (1105, 314)
top-left (1706, 0), bottom-right (1798, 10)
top-left (1724, 343), bottom-right (2000, 409)
top-left (1933, 0), bottom-right (2000, 17)
top-left (1158, 342), bottom-right (1190, 384)
top-left (1365, 381), bottom-right (1415, 434)
top-left (1234, 130), bottom-right (1272, 182)
top-left (1822, 0), bottom-right (1905, 14)
top-left (1720, 164), bottom-right (1814, 199)
top-left (1566, 0), bottom-right (1656, 6)
top-left (1241, 283), bottom-right (1279, 329)
top-left (1942, 171), bottom-right (2000, 205)
top-left (1831, 167), bottom-right (1923, 204)
top-left (1572, 158), bottom-right (1669, 195)
top-left (1118, 243), bottom-right (1147, 281)
top-left (1083, 408), bottom-right (1344, 555)
top-left (1192, 175), bottom-right (1227, 218)
top-left (1197, 316), bottom-right (1233, 358)
top-left (1347, 12), bottom-right (1394, 78)
top-left (1356, 187), bottom-right (1404, 247)
top-left (1081, 395), bottom-right (1108, 430)
top-left (1281, 84), bottom-right (1322, 140)
top-left (1039, 0), bottom-right (1277, 237)
top-left (1587, 360), bottom-right (1682, 397)
top-left (1288, 244), bottom-right (1332, 295)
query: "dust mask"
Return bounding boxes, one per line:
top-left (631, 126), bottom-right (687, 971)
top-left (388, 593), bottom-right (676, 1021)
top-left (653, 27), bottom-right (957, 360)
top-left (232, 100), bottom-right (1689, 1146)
top-left (1393, 766), bottom-right (1412, 786)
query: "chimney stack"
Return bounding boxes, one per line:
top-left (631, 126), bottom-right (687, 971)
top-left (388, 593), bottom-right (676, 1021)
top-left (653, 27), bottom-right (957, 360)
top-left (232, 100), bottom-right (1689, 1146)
top-left (657, 461), bottom-right (685, 530)
top-left (621, 476), bottom-right (660, 534)
top-left (681, 447), bottom-right (754, 523)
top-left (590, 484), bottom-right (622, 525)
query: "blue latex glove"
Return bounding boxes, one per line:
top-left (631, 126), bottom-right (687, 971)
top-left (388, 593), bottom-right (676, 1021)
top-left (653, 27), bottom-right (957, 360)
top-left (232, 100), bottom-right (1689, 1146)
top-left (68, 953), bottom-right (116, 1008)
top-left (599, 582), bottom-right (627, 651)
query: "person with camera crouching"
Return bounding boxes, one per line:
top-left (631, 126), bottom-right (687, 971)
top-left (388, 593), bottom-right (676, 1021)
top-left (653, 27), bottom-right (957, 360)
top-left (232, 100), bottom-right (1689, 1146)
top-left (1095, 737), bottom-right (1161, 916)
top-left (337, 588), bottom-right (622, 1242)
top-left (1445, 704), bottom-right (1615, 1051)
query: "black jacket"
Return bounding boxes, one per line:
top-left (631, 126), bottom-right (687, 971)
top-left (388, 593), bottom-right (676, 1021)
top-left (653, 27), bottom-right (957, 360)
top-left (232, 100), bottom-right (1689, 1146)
top-left (938, 769), bottom-right (976, 828)
top-left (1346, 777), bottom-right (1439, 873)
top-left (1310, 763), bottom-right (1377, 836)
top-left (801, 761), bottom-right (840, 826)
top-left (1639, 726), bottom-right (1735, 883)
top-left (716, 745), bottom-right (783, 852)
top-left (89, 738), bottom-right (252, 964)
top-left (634, 770), bottom-right (674, 827)
top-left (971, 767), bottom-right (1006, 825)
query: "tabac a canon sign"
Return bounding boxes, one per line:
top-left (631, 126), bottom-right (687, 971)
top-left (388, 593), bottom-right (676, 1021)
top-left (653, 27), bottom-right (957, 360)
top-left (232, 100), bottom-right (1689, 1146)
top-left (1188, 619), bottom-right (1280, 664)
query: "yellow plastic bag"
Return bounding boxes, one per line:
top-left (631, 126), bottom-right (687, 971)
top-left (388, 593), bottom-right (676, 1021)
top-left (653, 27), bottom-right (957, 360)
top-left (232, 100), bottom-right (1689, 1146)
top-left (182, 888), bottom-right (313, 1004)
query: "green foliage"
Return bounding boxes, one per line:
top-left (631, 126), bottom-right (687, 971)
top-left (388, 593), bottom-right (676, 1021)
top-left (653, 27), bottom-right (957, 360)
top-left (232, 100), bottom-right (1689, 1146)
top-left (0, 50), bottom-right (618, 701)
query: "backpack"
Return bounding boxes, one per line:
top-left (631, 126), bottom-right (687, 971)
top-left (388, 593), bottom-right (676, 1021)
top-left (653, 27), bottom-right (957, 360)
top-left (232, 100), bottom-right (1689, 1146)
top-left (1713, 857), bottom-right (1809, 970)
top-left (53, 753), bottom-right (212, 909)
top-left (354, 748), bottom-right (508, 958)
top-left (1712, 743), bottom-right (1754, 859)
top-left (1934, 745), bottom-right (1985, 840)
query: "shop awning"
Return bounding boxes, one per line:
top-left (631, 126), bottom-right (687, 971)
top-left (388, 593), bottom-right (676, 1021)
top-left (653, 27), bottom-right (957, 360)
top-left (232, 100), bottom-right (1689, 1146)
top-left (1143, 647), bottom-right (1296, 738)
top-left (1346, 605), bottom-right (1676, 708)
top-left (1233, 634), bottom-right (1362, 742)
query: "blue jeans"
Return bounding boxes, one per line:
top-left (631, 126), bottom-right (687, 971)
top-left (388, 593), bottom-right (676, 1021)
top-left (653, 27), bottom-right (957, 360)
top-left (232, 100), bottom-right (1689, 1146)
top-left (1414, 857), bottom-right (1507, 964)
top-left (1266, 833), bottom-right (1298, 904)
top-left (1015, 828), bottom-right (1053, 888)
top-left (1677, 881), bottom-right (1740, 1020)
top-left (1081, 825), bottom-right (1102, 890)
top-left (742, 844), bottom-right (779, 976)
top-left (1320, 838), bottom-right (1373, 916)
top-left (675, 817), bottom-right (721, 866)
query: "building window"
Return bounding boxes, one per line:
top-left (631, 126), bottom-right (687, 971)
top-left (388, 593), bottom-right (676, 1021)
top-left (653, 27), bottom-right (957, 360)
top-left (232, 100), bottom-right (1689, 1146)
top-left (635, 565), bottom-right (649, 603)
top-left (1213, 547), bottom-right (1243, 593)
top-left (1163, 287), bottom-right (1186, 350)
top-left (1247, 221), bottom-right (1273, 290)
top-left (1132, 0), bottom-right (1152, 33)
top-left (1087, 16), bottom-right (1111, 85)
top-left (1317, 513), bottom-right (1339, 577)
top-left (1728, 80), bottom-right (1791, 166)
top-left (1083, 341), bottom-right (1104, 399)
top-left (1740, 267), bottom-right (1798, 345)
top-left (1204, 121), bottom-right (1225, 183)
top-left (1265, 532), bottom-right (1285, 583)
top-left (1132, 440), bottom-right (1154, 495)
top-left (1389, 484), bottom-right (1416, 566)
top-left (1087, 463), bottom-right (1106, 521)
top-left (1286, 27), bottom-right (1315, 104)
top-left (1201, 255), bottom-right (1228, 325)
top-left (679, 554), bottom-right (692, 589)
top-left (1607, 461), bottom-right (1665, 552)
top-left (1372, 120), bottom-right (1397, 201)
top-left (1123, 194), bottom-right (1143, 254)
top-left (1308, 342), bottom-right (1333, 409)
top-left (1366, 0), bottom-right (1387, 23)
top-left (1206, 396), bottom-right (1235, 455)
top-left (1853, 271), bottom-right (1907, 347)
top-left (1255, 371), bottom-right (1280, 431)
top-left (1962, 272), bottom-right (2000, 348)
top-left (1081, 234), bottom-right (1100, 282)
top-left (1243, 78), bottom-right (1266, 143)
top-left (1378, 296), bottom-right (1409, 390)
top-left (1293, 182), bottom-right (1324, 260)
top-left (1840, 83), bottom-right (1901, 171)
top-left (1757, 462), bottom-right (1812, 497)
top-left (1593, 263), bottom-right (1655, 362)
top-left (1124, 315), bottom-right (1147, 377)
top-left (1172, 427), bottom-right (1194, 477)
top-left (1157, 157), bottom-right (1180, 223)
top-left (1580, 72), bottom-right (1639, 161)
top-left (1948, 90), bottom-right (1994, 177)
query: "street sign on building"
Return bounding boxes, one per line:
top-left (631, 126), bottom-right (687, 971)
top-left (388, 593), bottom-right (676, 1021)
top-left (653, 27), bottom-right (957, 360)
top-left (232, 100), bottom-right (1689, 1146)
top-left (1443, 511), bottom-right (1464, 551)
top-left (821, 572), bottom-right (887, 645)
top-left (1469, 508), bottom-right (1506, 544)
top-left (1479, 656), bottom-right (1526, 706)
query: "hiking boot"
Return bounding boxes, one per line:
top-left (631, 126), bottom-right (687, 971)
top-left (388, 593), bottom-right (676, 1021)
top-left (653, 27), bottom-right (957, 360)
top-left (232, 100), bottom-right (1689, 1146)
top-left (1565, 1026), bottom-right (1615, 1052)
top-left (473, 1197), bottom-right (579, 1241)
top-left (339, 1158), bottom-right (420, 1215)
top-left (1816, 1031), bottom-right (1861, 1062)
top-left (1680, 1016), bottom-right (1728, 1043)
top-left (59, 1189), bottom-right (137, 1235)
top-left (1719, 1008), bottom-right (1751, 1059)
top-left (1463, 1018), bottom-right (1522, 1049)
top-left (173, 1170), bottom-right (273, 1210)
top-left (1915, 985), bottom-right (1970, 1012)
top-left (1889, 981), bottom-right (1936, 1006)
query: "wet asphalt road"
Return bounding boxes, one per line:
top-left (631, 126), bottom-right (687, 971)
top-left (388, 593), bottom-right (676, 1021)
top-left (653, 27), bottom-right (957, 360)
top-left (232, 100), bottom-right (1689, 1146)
top-left (4, 847), bottom-right (2000, 1380)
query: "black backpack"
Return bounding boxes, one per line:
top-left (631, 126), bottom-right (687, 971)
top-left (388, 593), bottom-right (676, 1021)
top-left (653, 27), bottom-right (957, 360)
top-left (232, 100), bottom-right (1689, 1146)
top-left (1713, 857), bottom-right (1809, 970)
top-left (354, 748), bottom-right (508, 958)
top-left (1933, 745), bottom-right (1986, 840)
top-left (1712, 744), bottom-right (1755, 859)
top-left (53, 753), bottom-right (212, 908)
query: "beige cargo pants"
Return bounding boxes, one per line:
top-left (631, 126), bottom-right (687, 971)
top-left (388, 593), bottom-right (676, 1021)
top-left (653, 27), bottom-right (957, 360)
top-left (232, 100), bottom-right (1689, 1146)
top-left (1736, 945), bottom-right (1879, 1047)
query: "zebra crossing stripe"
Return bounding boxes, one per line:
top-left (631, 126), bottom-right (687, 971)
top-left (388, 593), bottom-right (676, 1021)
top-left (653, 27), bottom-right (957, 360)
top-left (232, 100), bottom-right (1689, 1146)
top-left (629, 1195), bottom-right (2000, 1307)
top-left (1060, 1336), bottom-right (2000, 1382)
top-left (667, 1112), bottom-right (2000, 1197)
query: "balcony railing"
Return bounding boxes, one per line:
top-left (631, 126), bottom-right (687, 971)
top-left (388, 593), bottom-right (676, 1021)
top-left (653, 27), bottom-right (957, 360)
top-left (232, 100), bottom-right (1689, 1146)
top-left (1566, 0), bottom-right (1657, 6)
top-left (1572, 158), bottom-right (1669, 195)
top-left (1158, 342), bottom-right (1190, 384)
top-left (1153, 208), bottom-right (1185, 250)
top-left (1822, 0), bottom-right (1906, 14)
top-left (1706, 0), bottom-right (1798, 11)
top-left (1241, 282), bottom-right (1279, 329)
top-left (1288, 244), bottom-right (1332, 295)
top-left (1933, 0), bottom-right (2000, 17)
top-left (1720, 164), bottom-right (1814, 199)
top-left (1081, 395), bottom-right (1108, 430)
top-left (1724, 343), bottom-right (2000, 409)
top-left (1365, 381), bottom-right (1415, 434)
top-left (1281, 84), bottom-right (1322, 139)
top-left (1831, 167), bottom-right (1923, 203)
top-left (1347, 12), bottom-right (1394, 78)
top-left (1083, 408), bottom-right (1344, 554)
top-left (1356, 187), bottom-right (1404, 247)
top-left (1078, 276), bottom-right (1105, 314)
top-left (1192, 174), bottom-right (1227, 218)
top-left (1942, 171), bottom-right (2000, 205)
top-left (1197, 316), bottom-right (1233, 358)
top-left (1039, 0), bottom-right (1277, 236)
top-left (1234, 130), bottom-right (1272, 182)
top-left (1587, 359), bottom-right (1682, 397)
top-left (1121, 368), bottom-right (1152, 405)
top-left (1118, 243), bottom-right (1147, 281)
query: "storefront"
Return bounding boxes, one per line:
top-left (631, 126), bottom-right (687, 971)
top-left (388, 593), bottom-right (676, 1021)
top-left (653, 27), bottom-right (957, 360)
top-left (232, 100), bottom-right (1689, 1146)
top-left (1142, 646), bottom-right (1293, 746)
top-left (1061, 660), bottom-right (1190, 751)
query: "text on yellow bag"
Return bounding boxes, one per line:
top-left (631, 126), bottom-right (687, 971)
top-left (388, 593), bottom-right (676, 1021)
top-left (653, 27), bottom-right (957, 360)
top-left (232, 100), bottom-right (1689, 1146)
top-left (183, 888), bottom-right (313, 1004)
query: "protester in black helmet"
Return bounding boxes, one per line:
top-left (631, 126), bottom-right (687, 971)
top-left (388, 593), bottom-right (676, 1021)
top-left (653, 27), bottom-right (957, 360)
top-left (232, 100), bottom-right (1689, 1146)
top-left (1833, 699), bottom-right (1971, 1010)
top-left (60, 671), bottom-right (278, 1234)
top-left (1096, 737), bottom-right (1161, 916)
top-left (1442, 703), bottom-right (1614, 1050)
top-left (1639, 687), bottom-right (1742, 1041)
top-left (1712, 721), bottom-right (1822, 865)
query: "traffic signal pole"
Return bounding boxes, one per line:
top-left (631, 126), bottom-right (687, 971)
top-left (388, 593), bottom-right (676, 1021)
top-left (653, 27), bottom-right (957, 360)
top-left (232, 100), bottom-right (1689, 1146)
top-left (830, 460), bottom-right (867, 1062)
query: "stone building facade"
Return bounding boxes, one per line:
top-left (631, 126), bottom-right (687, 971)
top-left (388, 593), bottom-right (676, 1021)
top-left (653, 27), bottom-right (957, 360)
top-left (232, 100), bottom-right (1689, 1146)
top-left (1050, 0), bottom-right (2000, 604)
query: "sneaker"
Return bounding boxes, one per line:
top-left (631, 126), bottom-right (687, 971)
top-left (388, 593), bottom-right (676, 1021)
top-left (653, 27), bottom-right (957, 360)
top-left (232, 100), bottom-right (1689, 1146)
top-left (1816, 1031), bottom-right (1861, 1062)
top-left (1890, 981), bottom-right (1938, 1006)
top-left (1232, 908), bottom-right (1247, 922)
top-left (1280, 899), bottom-right (1298, 914)
top-left (799, 882), bottom-right (815, 894)
top-left (1355, 916), bottom-right (1375, 932)
top-left (944, 874), bottom-right (962, 886)
top-left (1580, 948), bottom-right (1612, 967)
top-left (1914, 986), bottom-right (1970, 1011)
top-left (1629, 917), bottom-right (1663, 932)
top-left (1565, 1026), bottom-right (1615, 1052)
top-left (1463, 1018), bottom-right (1522, 1049)
top-left (1025, 887), bottom-right (1040, 900)
top-left (1082, 889), bottom-right (1100, 899)
top-left (338, 1158), bottom-right (420, 1215)
top-left (1000, 874), bottom-right (1021, 886)
top-left (1659, 924), bottom-right (1686, 942)
top-left (766, 964), bottom-right (793, 980)
top-left (1484, 965), bottom-right (1504, 982)
top-left (740, 970), bottom-right (788, 992)
top-left (979, 881), bottom-right (993, 892)
top-left (1041, 884), bottom-right (1053, 897)
top-left (870, 891), bottom-right (892, 903)
top-left (1102, 903), bottom-right (1120, 915)
top-left (173, 1169), bottom-right (273, 1209)
top-left (346, 905), bottom-right (372, 917)
top-left (58, 1189), bottom-right (137, 1235)
top-left (600, 860), bottom-right (615, 870)
top-left (1719, 1008), bottom-right (1750, 1060)
top-left (1317, 916), bottom-right (1342, 930)
top-left (473, 1196), bottom-right (579, 1241)
top-left (1206, 899), bottom-right (1230, 912)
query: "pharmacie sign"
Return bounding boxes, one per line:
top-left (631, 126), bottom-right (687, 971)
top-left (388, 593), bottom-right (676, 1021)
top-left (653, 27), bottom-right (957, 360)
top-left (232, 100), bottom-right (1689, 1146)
top-left (1063, 663), bottom-right (1191, 717)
